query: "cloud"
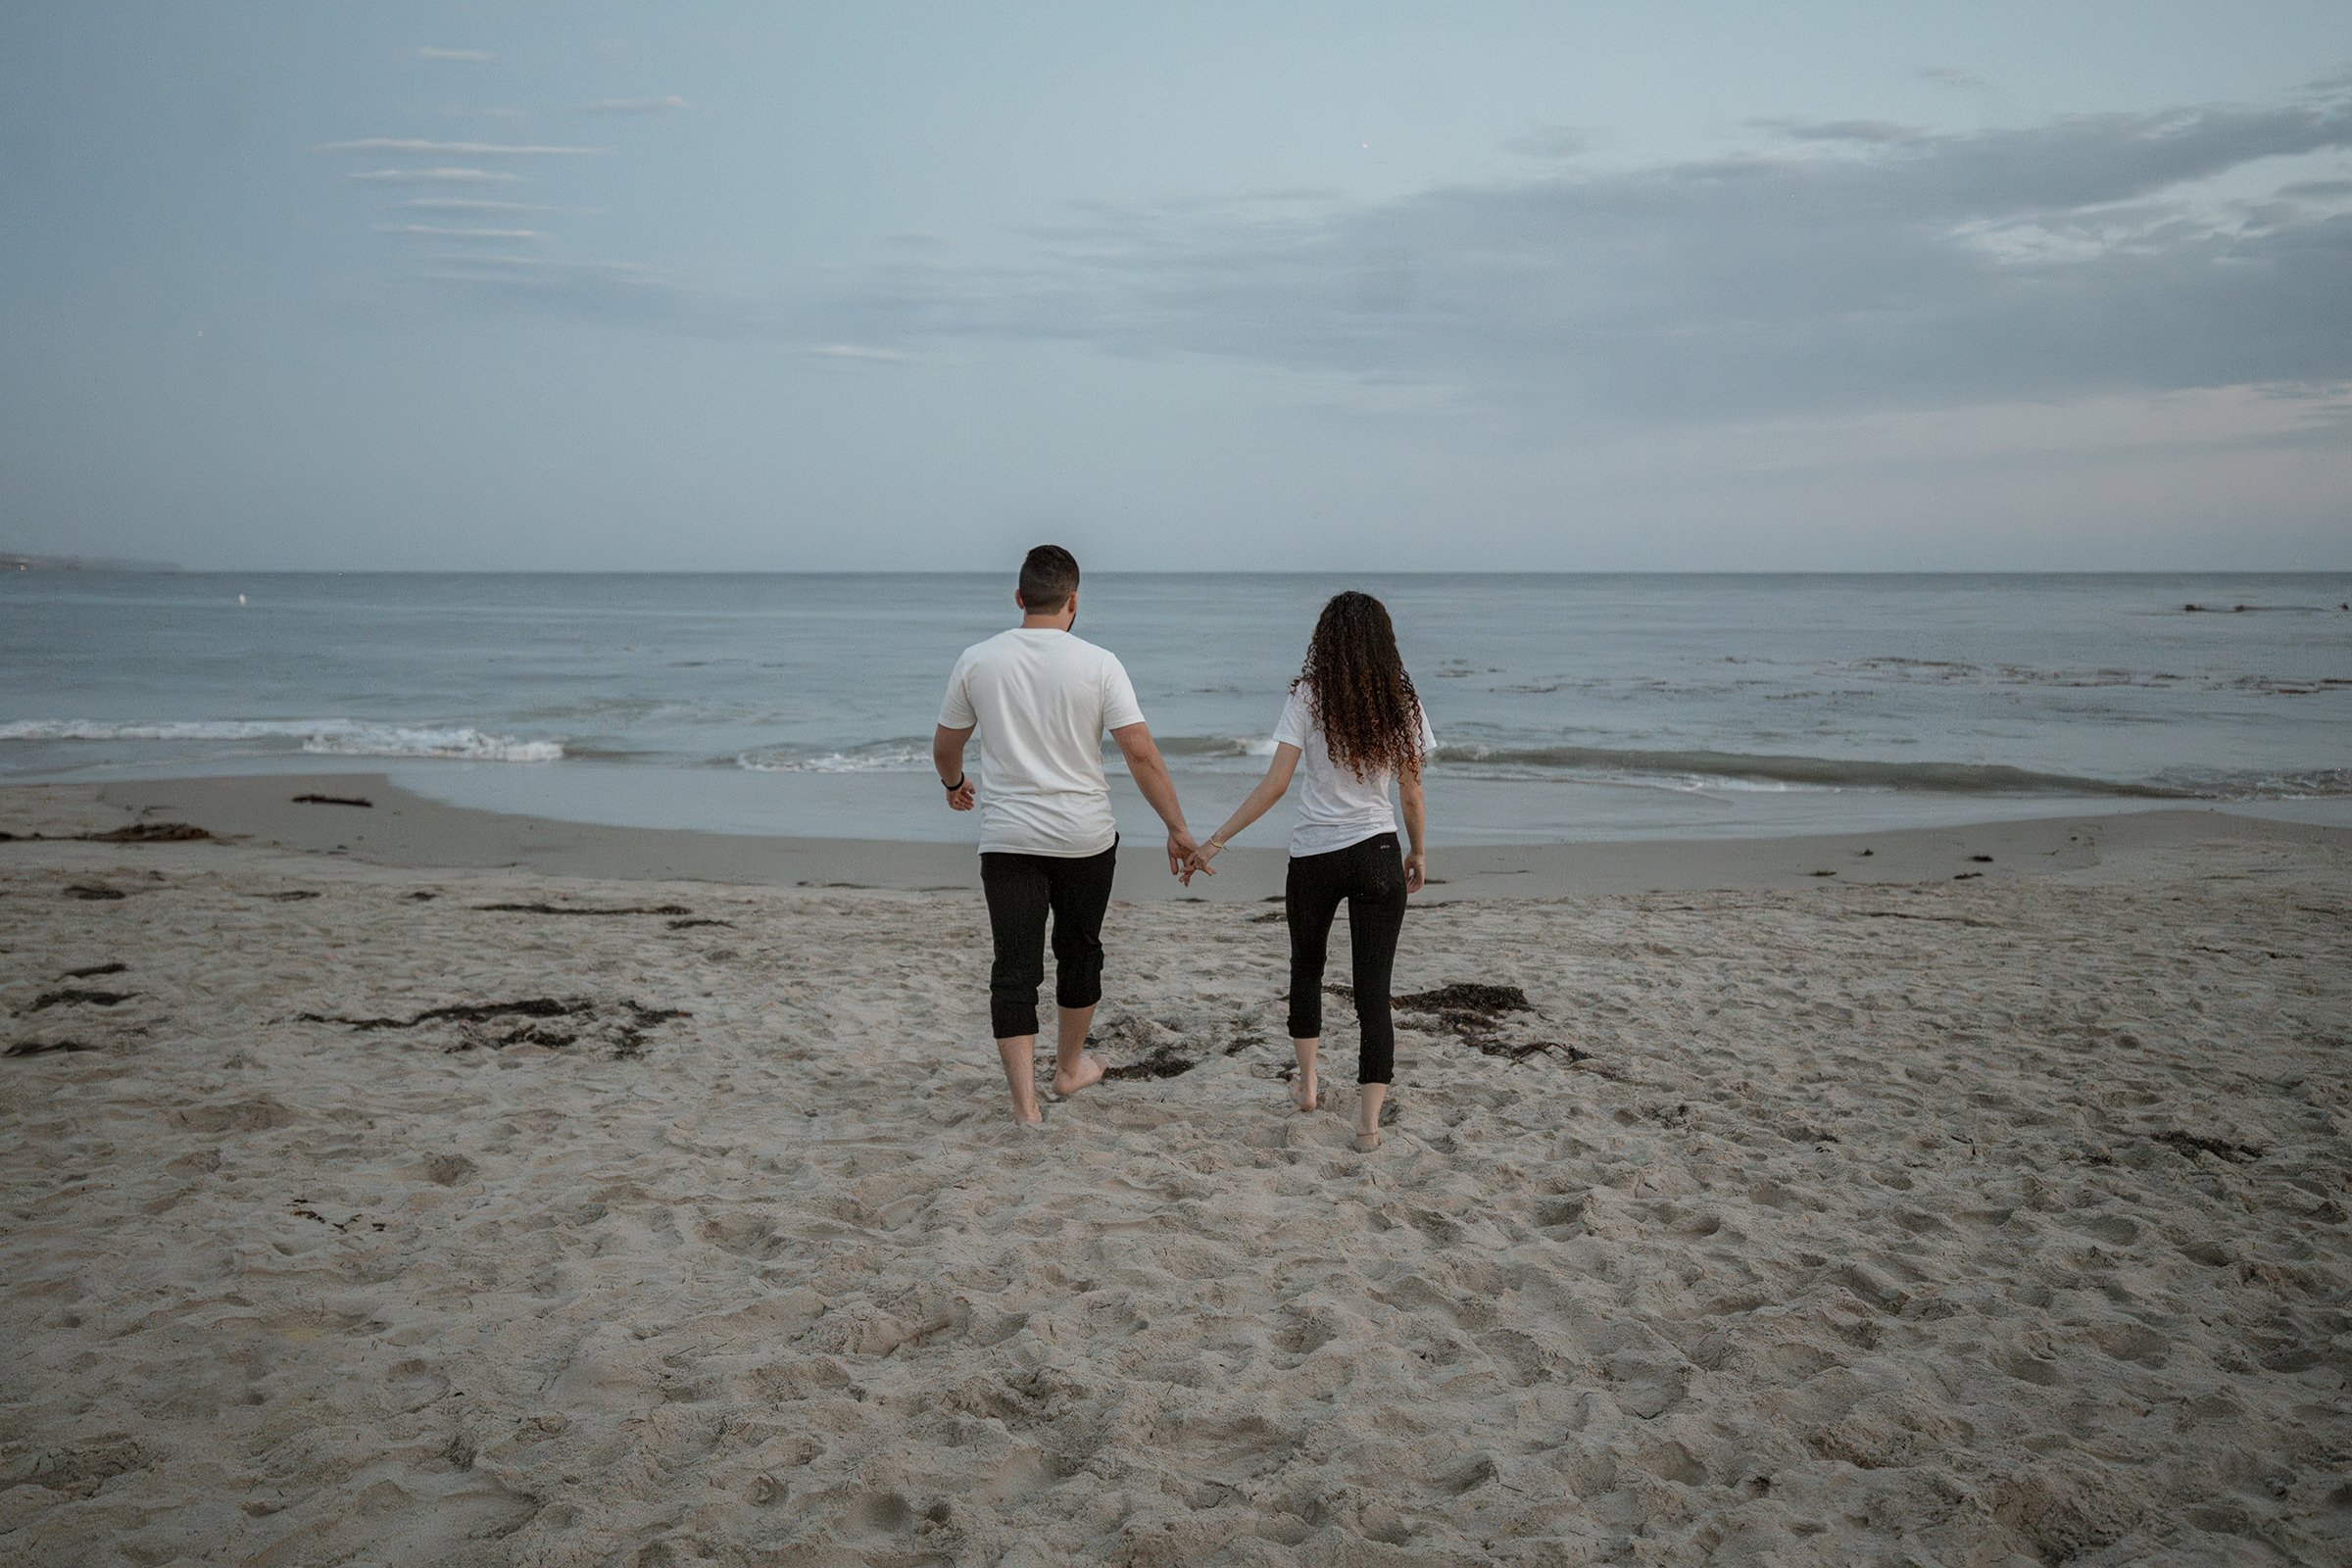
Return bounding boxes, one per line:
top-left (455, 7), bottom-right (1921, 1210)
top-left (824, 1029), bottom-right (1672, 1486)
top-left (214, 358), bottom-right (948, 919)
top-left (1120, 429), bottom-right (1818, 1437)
top-left (400, 198), bottom-right (598, 214)
top-left (347, 168), bottom-right (523, 183)
top-left (423, 254), bottom-right (650, 275)
top-left (405, 254), bottom-right (698, 323)
top-left (1504, 124), bottom-right (1590, 160)
top-left (806, 344), bottom-right (912, 362)
top-left (412, 104), bottom-right (527, 122)
top-left (582, 96), bottom-right (690, 115)
top-left (812, 87), bottom-right (2352, 423)
top-left (408, 257), bottom-right (874, 363)
top-left (417, 47), bottom-right (496, 63)
top-left (314, 138), bottom-right (604, 156)
top-left (387, 84), bottom-right (2352, 437)
top-left (2281, 176), bottom-right (2352, 198)
top-left (1918, 66), bottom-right (1989, 91)
top-left (1757, 119), bottom-right (1926, 144)
top-left (375, 224), bottom-right (550, 241)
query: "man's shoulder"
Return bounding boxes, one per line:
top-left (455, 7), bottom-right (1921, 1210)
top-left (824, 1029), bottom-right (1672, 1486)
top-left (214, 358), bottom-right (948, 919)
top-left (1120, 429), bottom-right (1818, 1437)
top-left (955, 628), bottom-right (1022, 665)
top-left (1059, 632), bottom-right (1125, 668)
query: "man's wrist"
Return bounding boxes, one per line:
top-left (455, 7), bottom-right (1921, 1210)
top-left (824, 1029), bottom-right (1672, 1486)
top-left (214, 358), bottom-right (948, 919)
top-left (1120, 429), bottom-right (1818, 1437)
top-left (942, 773), bottom-right (965, 791)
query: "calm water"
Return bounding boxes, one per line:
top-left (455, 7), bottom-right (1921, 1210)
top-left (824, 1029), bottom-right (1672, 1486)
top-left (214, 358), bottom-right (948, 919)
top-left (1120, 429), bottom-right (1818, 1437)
top-left (5, 571), bottom-right (2348, 845)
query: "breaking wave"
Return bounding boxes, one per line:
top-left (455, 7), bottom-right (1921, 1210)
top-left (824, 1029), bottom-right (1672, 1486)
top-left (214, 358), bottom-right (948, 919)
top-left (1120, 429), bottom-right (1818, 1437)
top-left (0, 718), bottom-right (564, 762)
top-left (735, 740), bottom-right (933, 773)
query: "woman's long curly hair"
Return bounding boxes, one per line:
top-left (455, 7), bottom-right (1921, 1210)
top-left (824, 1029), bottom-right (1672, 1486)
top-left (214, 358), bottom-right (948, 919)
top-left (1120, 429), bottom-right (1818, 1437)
top-left (1295, 591), bottom-right (1425, 782)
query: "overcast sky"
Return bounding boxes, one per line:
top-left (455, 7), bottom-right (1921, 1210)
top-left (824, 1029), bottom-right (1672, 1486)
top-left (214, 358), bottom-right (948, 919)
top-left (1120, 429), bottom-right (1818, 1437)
top-left (3, 2), bottom-right (2349, 570)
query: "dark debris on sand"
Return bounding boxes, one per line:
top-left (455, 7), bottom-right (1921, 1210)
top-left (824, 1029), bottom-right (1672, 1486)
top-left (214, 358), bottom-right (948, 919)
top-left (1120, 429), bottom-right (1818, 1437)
top-left (63, 961), bottom-right (126, 979)
top-left (300, 997), bottom-right (590, 1031)
top-left (27, 989), bottom-right (135, 1012)
top-left (1, 823), bottom-right (214, 844)
top-left (1102, 1044), bottom-right (1200, 1081)
top-left (1469, 1036), bottom-right (1591, 1064)
top-left (63, 885), bottom-right (126, 901)
top-left (1394, 983), bottom-right (1536, 1028)
top-left (82, 822), bottom-right (214, 843)
top-left (2153, 1129), bottom-right (2266, 1163)
top-left (1086, 1013), bottom-right (1269, 1080)
top-left (475, 902), bottom-right (695, 917)
top-left (292, 794), bottom-right (373, 808)
top-left (296, 996), bottom-right (691, 1058)
top-left (1390, 983), bottom-right (1589, 1064)
top-left (5, 1038), bottom-right (97, 1058)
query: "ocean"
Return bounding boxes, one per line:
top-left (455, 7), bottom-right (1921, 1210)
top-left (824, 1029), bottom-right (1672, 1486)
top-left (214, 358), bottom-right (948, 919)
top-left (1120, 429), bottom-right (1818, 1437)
top-left (5, 571), bottom-right (2348, 847)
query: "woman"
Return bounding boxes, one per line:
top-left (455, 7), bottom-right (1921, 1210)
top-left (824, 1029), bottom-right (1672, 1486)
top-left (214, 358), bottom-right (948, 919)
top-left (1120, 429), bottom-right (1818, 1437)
top-left (1186, 591), bottom-right (1433, 1151)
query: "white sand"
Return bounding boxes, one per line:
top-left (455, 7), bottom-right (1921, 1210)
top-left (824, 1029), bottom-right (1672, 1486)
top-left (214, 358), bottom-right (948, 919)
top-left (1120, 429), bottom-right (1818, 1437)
top-left (3, 780), bottom-right (2348, 1564)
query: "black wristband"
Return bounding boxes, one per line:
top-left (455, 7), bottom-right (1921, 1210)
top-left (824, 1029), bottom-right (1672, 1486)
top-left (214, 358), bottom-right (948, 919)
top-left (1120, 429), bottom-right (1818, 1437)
top-left (943, 774), bottom-right (965, 792)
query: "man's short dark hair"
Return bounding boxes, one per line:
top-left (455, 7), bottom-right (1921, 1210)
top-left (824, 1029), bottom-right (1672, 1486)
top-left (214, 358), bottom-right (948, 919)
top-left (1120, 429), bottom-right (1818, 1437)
top-left (1018, 545), bottom-right (1080, 612)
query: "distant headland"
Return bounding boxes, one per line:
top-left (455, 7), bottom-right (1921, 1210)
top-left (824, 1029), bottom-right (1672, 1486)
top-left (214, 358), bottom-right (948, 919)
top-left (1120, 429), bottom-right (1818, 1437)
top-left (3, 552), bottom-right (183, 573)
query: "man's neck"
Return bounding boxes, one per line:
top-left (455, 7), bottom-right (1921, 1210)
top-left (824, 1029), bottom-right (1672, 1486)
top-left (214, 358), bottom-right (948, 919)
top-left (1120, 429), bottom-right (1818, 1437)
top-left (1019, 616), bottom-right (1070, 631)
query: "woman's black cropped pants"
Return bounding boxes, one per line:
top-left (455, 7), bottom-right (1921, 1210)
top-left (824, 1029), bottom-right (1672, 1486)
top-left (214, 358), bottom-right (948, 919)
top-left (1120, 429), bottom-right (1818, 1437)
top-left (1284, 831), bottom-right (1408, 1083)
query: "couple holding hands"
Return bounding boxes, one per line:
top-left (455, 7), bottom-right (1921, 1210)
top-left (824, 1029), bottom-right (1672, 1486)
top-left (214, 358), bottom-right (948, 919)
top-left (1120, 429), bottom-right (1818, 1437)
top-left (933, 546), bottom-right (1434, 1150)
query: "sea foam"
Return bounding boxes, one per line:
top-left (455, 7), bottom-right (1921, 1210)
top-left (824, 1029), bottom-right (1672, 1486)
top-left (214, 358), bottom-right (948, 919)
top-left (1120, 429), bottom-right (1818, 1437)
top-left (0, 719), bottom-right (563, 762)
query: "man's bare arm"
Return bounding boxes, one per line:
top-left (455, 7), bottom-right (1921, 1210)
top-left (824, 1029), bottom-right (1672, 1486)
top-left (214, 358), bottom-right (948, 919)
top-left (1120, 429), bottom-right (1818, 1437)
top-left (1109, 722), bottom-right (1195, 873)
top-left (934, 724), bottom-right (976, 811)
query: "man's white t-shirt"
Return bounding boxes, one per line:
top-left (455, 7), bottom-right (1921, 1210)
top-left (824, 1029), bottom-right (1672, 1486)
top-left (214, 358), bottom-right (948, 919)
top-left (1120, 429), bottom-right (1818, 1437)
top-left (1271, 682), bottom-right (1436, 858)
top-left (939, 628), bottom-right (1145, 858)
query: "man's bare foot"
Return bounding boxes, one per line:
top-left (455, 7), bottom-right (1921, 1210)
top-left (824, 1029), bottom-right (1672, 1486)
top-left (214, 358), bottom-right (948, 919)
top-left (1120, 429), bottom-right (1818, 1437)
top-left (1050, 1053), bottom-right (1105, 1099)
top-left (1292, 1068), bottom-right (1318, 1112)
top-left (1014, 1112), bottom-right (1047, 1132)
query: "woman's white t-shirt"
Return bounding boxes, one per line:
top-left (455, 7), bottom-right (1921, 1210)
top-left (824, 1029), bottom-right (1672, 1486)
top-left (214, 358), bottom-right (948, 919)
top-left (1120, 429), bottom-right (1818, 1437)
top-left (1271, 682), bottom-right (1435, 858)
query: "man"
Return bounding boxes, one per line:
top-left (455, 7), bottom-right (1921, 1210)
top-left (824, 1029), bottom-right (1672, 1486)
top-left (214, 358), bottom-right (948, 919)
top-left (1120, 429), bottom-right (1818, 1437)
top-left (934, 545), bottom-right (1197, 1128)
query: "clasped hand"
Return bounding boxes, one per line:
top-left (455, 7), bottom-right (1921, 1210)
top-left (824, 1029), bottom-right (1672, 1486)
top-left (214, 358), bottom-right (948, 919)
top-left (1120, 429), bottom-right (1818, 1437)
top-left (1176, 837), bottom-right (1222, 886)
top-left (1162, 828), bottom-right (1213, 880)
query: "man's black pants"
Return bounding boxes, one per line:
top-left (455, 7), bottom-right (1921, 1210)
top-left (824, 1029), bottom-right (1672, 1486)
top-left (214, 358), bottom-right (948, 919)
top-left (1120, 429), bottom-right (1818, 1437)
top-left (980, 839), bottom-right (1117, 1040)
top-left (1285, 831), bottom-right (1408, 1083)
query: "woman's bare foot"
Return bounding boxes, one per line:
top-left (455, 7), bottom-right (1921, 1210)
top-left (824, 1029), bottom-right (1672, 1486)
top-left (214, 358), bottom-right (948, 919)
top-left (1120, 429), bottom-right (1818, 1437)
top-left (1014, 1112), bottom-right (1047, 1132)
top-left (1354, 1082), bottom-right (1389, 1152)
top-left (1291, 1067), bottom-right (1318, 1112)
top-left (1050, 1053), bottom-right (1105, 1099)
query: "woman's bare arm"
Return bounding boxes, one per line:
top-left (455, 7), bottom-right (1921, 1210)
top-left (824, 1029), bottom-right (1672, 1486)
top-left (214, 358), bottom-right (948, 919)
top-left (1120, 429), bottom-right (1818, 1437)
top-left (1398, 764), bottom-right (1427, 894)
top-left (1184, 744), bottom-right (1303, 880)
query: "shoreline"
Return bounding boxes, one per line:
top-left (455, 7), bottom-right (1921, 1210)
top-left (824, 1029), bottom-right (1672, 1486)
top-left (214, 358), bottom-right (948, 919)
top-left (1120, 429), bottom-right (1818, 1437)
top-left (2, 769), bottom-right (2344, 901)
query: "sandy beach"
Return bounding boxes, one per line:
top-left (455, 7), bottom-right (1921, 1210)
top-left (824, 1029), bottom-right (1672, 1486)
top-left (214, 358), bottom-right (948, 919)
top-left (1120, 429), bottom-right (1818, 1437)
top-left (3, 774), bottom-right (2347, 1565)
